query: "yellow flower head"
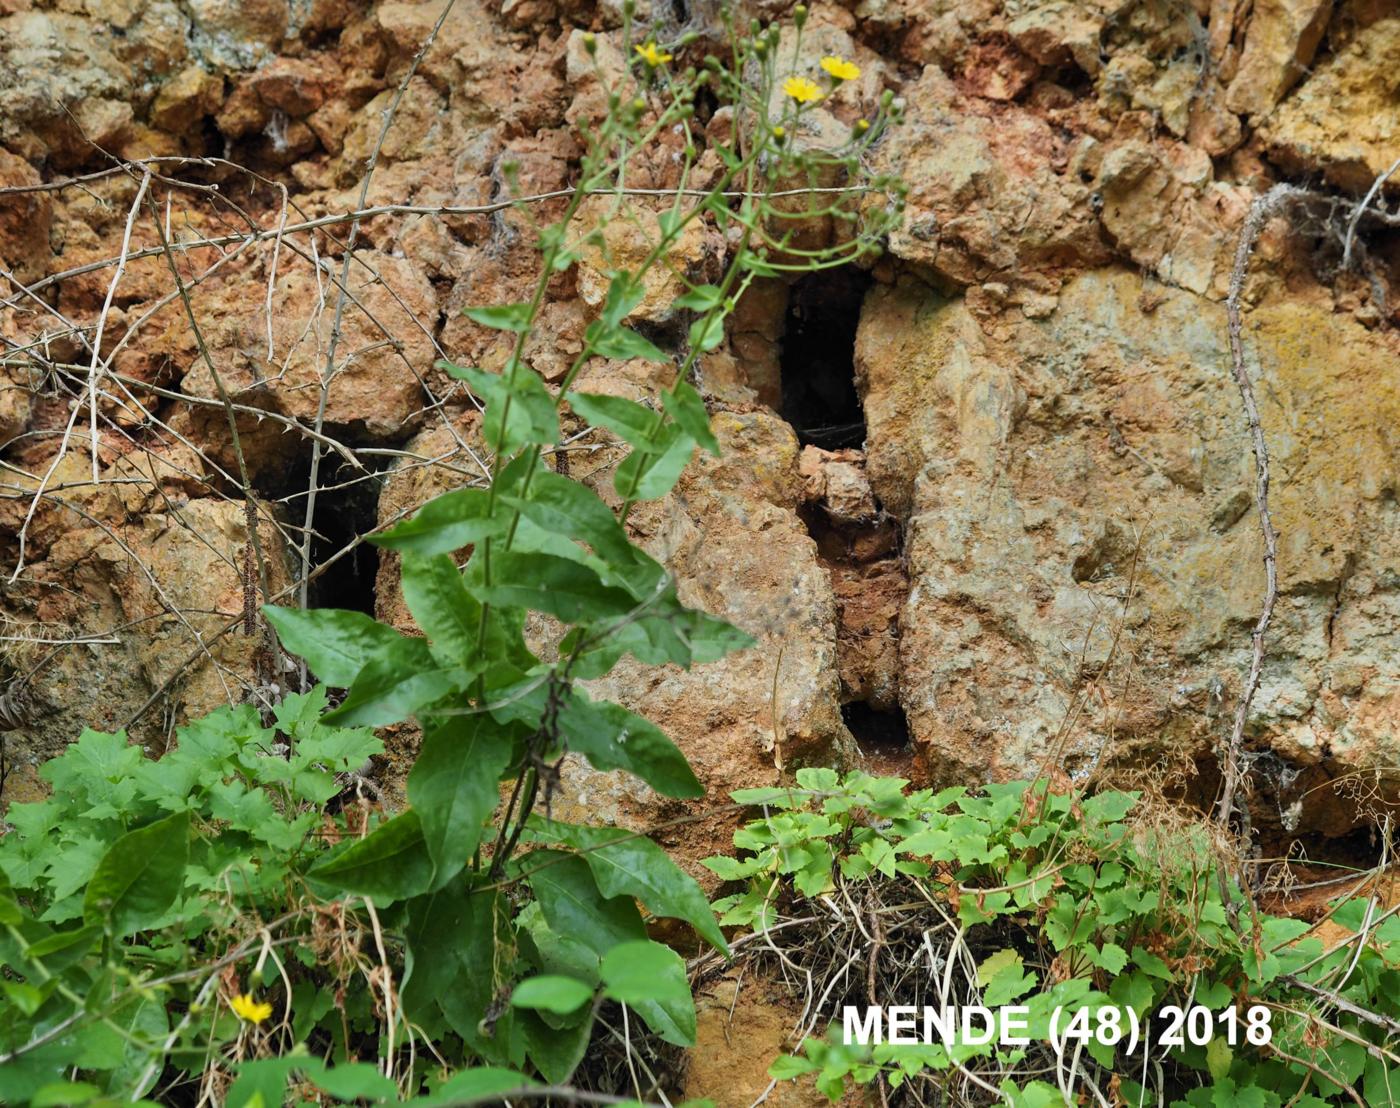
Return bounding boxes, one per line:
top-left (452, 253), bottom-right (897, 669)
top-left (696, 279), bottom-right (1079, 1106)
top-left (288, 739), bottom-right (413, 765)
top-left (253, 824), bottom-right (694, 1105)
top-left (820, 56), bottom-right (861, 82)
top-left (782, 76), bottom-right (823, 104)
top-left (230, 993), bottom-right (273, 1024)
top-left (634, 41), bottom-right (673, 67)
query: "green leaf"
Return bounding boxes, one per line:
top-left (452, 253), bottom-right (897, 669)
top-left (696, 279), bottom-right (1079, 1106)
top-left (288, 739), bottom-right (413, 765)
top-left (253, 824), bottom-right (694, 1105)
top-left (662, 379), bottom-right (720, 455)
top-left (769, 1055), bottom-right (819, 1080)
top-left (1090, 942), bottom-right (1128, 975)
top-left (323, 637), bottom-right (475, 728)
top-left (673, 285), bottom-right (724, 311)
top-left (372, 488), bottom-right (503, 557)
top-left (426, 1068), bottom-right (536, 1104)
top-left (408, 715), bottom-right (517, 876)
top-left (462, 302), bottom-right (533, 332)
top-left (601, 940), bottom-right (691, 1005)
top-left (521, 1009), bottom-right (592, 1085)
top-left (469, 552), bottom-right (637, 622)
top-left (303, 1061), bottom-right (399, 1101)
top-left (687, 314), bottom-right (725, 353)
top-left (527, 851), bottom-right (646, 956)
top-left (308, 810), bottom-right (434, 903)
top-left (83, 812), bottom-right (189, 936)
top-left (529, 819), bottom-right (726, 952)
top-left (976, 949), bottom-right (1036, 1006)
top-left (614, 426), bottom-right (695, 501)
top-left (557, 692), bottom-right (703, 799)
top-left (601, 939), bottom-right (696, 1046)
top-left (566, 391), bottom-right (661, 449)
top-left (586, 318), bottom-right (670, 362)
top-left (511, 975), bottom-right (595, 1014)
top-left (400, 552), bottom-right (482, 664)
top-left (601, 273), bottom-right (645, 328)
top-left (1081, 790), bottom-right (1139, 823)
top-left (262, 606), bottom-right (405, 687)
top-left (30, 1084), bottom-right (104, 1107)
top-left (104, 995), bottom-right (168, 1100)
top-left (225, 1057), bottom-right (300, 1108)
top-left (453, 364), bottom-right (559, 454)
top-left (499, 469), bottom-right (639, 571)
top-left (1205, 1038), bottom-right (1232, 1083)
top-left (40, 729), bottom-right (142, 802)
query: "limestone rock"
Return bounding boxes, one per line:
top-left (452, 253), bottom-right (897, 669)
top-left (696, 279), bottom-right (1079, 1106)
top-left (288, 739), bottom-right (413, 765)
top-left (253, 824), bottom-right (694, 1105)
top-left (1225, 0), bottom-right (1334, 119)
top-left (149, 65), bottom-right (225, 131)
top-left (878, 67), bottom-right (1110, 286)
top-left (856, 268), bottom-right (1400, 832)
top-left (1, 461), bottom-right (290, 769)
top-left (0, 12), bottom-right (134, 163)
top-left (1095, 138), bottom-right (1250, 296)
top-left (186, 0), bottom-right (288, 69)
top-left (1261, 17), bottom-right (1400, 191)
top-left (179, 250), bottom-right (440, 441)
top-left (0, 148), bottom-right (52, 285)
top-left (1008, 0), bottom-right (1116, 74)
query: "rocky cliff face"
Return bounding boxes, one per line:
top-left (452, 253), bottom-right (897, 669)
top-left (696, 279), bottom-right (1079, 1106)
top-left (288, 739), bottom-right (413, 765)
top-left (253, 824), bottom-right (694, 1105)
top-left (2, 0), bottom-right (1399, 865)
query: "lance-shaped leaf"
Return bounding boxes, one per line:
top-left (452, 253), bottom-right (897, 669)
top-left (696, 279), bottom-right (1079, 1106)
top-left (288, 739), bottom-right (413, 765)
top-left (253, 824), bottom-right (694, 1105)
top-left (83, 811), bottom-right (189, 936)
top-left (323, 637), bottom-right (476, 728)
top-left (529, 818), bottom-right (726, 952)
top-left (449, 363), bottom-right (559, 454)
top-left (408, 715), bottom-right (518, 876)
top-left (468, 552), bottom-right (638, 623)
top-left (261, 606), bottom-right (405, 687)
top-left (308, 810), bottom-right (434, 903)
top-left (372, 487), bottom-right (503, 558)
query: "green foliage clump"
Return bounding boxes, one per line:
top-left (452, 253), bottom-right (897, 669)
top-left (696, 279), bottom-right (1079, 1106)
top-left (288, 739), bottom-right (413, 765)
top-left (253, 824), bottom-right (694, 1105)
top-left (711, 771), bottom-right (1400, 1107)
top-left (0, 691), bottom-right (387, 1104)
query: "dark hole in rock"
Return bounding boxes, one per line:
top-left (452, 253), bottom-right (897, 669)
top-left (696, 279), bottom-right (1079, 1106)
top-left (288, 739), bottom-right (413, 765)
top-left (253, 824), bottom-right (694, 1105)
top-left (842, 700), bottom-right (910, 754)
top-left (257, 453), bottom-right (388, 615)
top-left (780, 267), bottom-right (871, 449)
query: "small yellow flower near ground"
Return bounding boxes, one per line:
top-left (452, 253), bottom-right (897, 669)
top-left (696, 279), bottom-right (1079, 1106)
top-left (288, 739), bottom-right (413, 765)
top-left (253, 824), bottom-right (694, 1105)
top-left (854, 118), bottom-right (870, 132)
top-left (635, 41), bottom-right (673, 67)
top-left (820, 56), bottom-right (861, 82)
top-left (230, 993), bottom-right (274, 1024)
top-left (782, 76), bottom-right (823, 103)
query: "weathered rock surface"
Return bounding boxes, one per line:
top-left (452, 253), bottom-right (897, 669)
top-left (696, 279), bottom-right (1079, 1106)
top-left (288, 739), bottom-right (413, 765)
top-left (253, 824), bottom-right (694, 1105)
top-left (1261, 17), bottom-right (1400, 190)
top-left (1225, 0), bottom-right (1335, 120)
top-left (857, 268), bottom-right (1400, 832)
top-left (179, 250), bottom-right (441, 441)
top-left (0, 447), bottom-right (291, 787)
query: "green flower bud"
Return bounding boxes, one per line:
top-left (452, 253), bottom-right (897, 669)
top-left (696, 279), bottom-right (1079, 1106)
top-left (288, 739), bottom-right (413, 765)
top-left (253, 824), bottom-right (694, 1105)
top-left (793, 4), bottom-right (808, 27)
top-left (582, 31), bottom-right (597, 54)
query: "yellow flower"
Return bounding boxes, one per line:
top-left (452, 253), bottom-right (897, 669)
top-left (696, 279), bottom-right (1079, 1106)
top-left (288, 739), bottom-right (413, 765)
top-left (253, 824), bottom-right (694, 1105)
top-left (820, 55), bottom-right (861, 82)
top-left (782, 76), bottom-right (823, 103)
top-left (634, 41), bottom-right (672, 67)
top-left (230, 993), bottom-right (273, 1024)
